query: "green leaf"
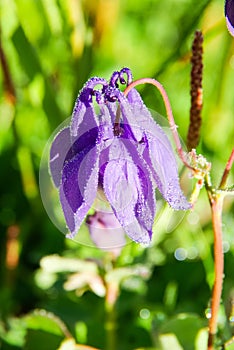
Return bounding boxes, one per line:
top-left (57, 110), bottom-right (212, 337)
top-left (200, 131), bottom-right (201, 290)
top-left (23, 310), bottom-right (71, 350)
top-left (24, 309), bottom-right (69, 337)
top-left (24, 329), bottom-right (63, 350)
top-left (153, 313), bottom-right (207, 350)
top-left (159, 333), bottom-right (183, 350)
top-left (12, 26), bottom-right (63, 128)
top-left (0, 318), bottom-right (26, 347)
top-left (11, 26), bottom-right (41, 80)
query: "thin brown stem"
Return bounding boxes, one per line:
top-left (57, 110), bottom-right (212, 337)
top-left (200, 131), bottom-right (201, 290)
top-left (207, 191), bottom-right (224, 350)
top-left (124, 78), bottom-right (195, 171)
top-left (219, 147), bottom-right (234, 190)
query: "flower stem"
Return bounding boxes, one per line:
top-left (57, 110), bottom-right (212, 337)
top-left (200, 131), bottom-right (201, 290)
top-left (206, 180), bottom-right (224, 350)
top-left (105, 282), bottom-right (118, 350)
top-left (206, 147), bottom-right (234, 349)
top-left (219, 147), bottom-right (234, 190)
top-left (124, 78), bottom-right (195, 171)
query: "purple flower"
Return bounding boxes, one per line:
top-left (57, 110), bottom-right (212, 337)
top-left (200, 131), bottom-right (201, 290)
top-left (225, 0), bottom-right (234, 36)
top-left (49, 68), bottom-right (191, 245)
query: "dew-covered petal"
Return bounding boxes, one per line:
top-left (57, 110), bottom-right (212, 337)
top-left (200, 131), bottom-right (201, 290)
top-left (50, 127), bottom-right (71, 188)
top-left (49, 124), bottom-right (100, 188)
top-left (66, 126), bottom-right (99, 162)
top-left (70, 103), bottom-right (99, 143)
top-left (50, 90), bottom-right (100, 189)
top-left (98, 104), bottom-right (115, 144)
top-left (145, 125), bottom-right (191, 210)
top-left (117, 93), bottom-right (143, 142)
top-left (60, 144), bottom-right (100, 237)
top-left (127, 87), bottom-right (146, 107)
top-left (103, 139), bottom-right (156, 244)
top-left (70, 77), bottom-right (107, 137)
top-left (225, 0), bottom-right (234, 36)
top-left (60, 185), bottom-right (90, 235)
top-left (55, 102), bottom-right (114, 237)
top-left (126, 88), bottom-right (191, 210)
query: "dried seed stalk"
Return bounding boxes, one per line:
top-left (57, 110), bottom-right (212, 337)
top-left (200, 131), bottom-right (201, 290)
top-left (187, 30), bottom-right (203, 151)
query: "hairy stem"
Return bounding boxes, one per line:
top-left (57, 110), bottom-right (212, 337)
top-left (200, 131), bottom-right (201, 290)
top-left (124, 78), bottom-right (195, 171)
top-left (206, 187), bottom-right (224, 350)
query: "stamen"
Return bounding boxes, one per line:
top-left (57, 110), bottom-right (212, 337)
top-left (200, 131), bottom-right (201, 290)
top-left (78, 77), bottom-right (108, 105)
top-left (113, 107), bottom-right (122, 136)
top-left (103, 86), bottom-right (123, 133)
top-left (119, 67), bottom-right (133, 85)
top-left (113, 124), bottom-right (122, 137)
top-left (109, 71), bottom-right (120, 87)
top-left (104, 86), bottom-right (120, 103)
top-left (109, 68), bottom-right (133, 88)
top-left (93, 90), bottom-right (105, 104)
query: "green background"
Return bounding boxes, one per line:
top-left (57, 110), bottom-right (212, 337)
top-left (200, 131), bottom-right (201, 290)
top-left (0, 0), bottom-right (234, 349)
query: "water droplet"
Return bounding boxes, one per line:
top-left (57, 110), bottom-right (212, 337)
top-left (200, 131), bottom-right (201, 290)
top-left (223, 241), bottom-right (230, 253)
top-left (139, 308), bottom-right (150, 320)
top-left (205, 308), bottom-right (212, 319)
top-left (187, 212), bottom-right (199, 225)
top-left (187, 247), bottom-right (198, 260)
top-left (174, 248), bottom-right (187, 261)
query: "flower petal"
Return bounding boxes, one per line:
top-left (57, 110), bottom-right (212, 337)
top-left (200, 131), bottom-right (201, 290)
top-left (103, 138), bottom-right (155, 244)
top-left (50, 127), bottom-right (71, 188)
top-left (61, 144), bottom-right (100, 237)
top-left (126, 89), bottom-right (191, 210)
top-left (70, 77), bottom-right (107, 137)
top-left (50, 98), bottom-right (100, 188)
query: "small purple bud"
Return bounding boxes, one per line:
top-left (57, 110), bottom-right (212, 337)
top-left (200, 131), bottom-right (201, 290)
top-left (86, 211), bottom-right (126, 256)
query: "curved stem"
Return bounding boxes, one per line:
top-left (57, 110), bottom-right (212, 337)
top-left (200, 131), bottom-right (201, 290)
top-left (207, 191), bottom-right (224, 350)
top-left (124, 78), bottom-right (195, 171)
top-left (219, 147), bottom-right (234, 189)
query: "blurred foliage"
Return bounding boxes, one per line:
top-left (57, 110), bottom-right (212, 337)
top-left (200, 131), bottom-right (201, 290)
top-left (0, 0), bottom-right (234, 349)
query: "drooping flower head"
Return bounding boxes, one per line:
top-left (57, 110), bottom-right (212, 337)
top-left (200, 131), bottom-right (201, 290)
top-left (49, 68), bottom-right (191, 245)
